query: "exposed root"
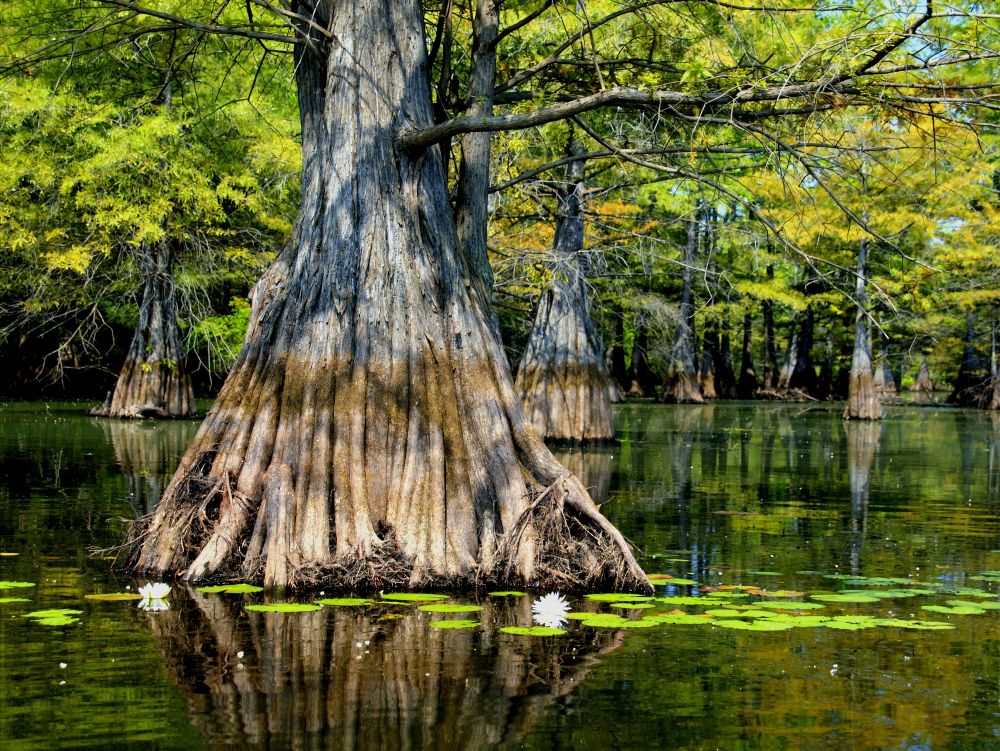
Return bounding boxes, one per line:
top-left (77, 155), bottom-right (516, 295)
top-left (494, 476), bottom-right (649, 593)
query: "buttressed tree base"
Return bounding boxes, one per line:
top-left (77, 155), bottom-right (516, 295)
top-left (124, 0), bottom-right (650, 593)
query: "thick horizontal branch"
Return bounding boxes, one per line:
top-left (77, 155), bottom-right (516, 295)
top-left (400, 82), bottom-right (859, 149)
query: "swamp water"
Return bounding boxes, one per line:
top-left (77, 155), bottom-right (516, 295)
top-left (1, 401), bottom-right (999, 750)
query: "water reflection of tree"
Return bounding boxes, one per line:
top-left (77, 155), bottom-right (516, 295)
top-left (550, 448), bottom-right (614, 505)
top-left (146, 592), bottom-right (621, 750)
top-left (844, 421), bottom-right (881, 575)
top-left (100, 419), bottom-right (198, 514)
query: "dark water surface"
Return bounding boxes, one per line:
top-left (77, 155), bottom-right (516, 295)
top-left (1, 401), bottom-right (999, 750)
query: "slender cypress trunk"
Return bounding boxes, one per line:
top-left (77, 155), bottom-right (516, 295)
top-left (913, 355), bottom-right (933, 392)
top-left (761, 265), bottom-right (778, 390)
top-left (789, 306), bottom-right (817, 395)
top-left (454, 0), bottom-right (499, 294)
top-left (990, 316), bottom-right (1000, 410)
top-left (698, 334), bottom-right (718, 400)
top-left (737, 311), bottom-right (758, 398)
top-left (845, 242), bottom-right (882, 420)
top-left (610, 305), bottom-right (630, 395)
top-left (92, 241), bottom-right (195, 419)
top-left (627, 323), bottom-right (655, 397)
top-left (125, 0), bottom-right (648, 593)
top-left (662, 215), bottom-right (703, 403)
top-left (712, 313), bottom-right (736, 398)
top-left (515, 149), bottom-right (614, 444)
top-left (950, 311), bottom-right (984, 406)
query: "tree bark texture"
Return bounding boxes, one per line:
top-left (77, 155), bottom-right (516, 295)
top-left (454, 0), bottom-right (499, 295)
top-left (93, 241), bottom-right (195, 419)
top-left (845, 243), bottom-right (882, 420)
top-left (146, 590), bottom-right (622, 750)
top-left (662, 217), bottom-right (703, 403)
top-left (515, 152), bottom-right (614, 444)
top-left (912, 355), bottom-right (933, 392)
top-left (125, 0), bottom-right (648, 593)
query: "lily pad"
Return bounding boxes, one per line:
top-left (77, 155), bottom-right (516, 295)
top-left (197, 583), bottom-right (264, 594)
top-left (921, 604), bottom-right (986, 615)
top-left (810, 594), bottom-right (881, 604)
top-left (418, 603), bottom-right (482, 613)
top-left (500, 626), bottom-right (566, 636)
top-left (487, 591), bottom-right (526, 597)
top-left (380, 593), bottom-right (449, 602)
top-left (650, 577), bottom-right (699, 586)
top-left (608, 602), bottom-right (655, 610)
top-left (656, 596), bottom-right (708, 606)
top-left (585, 593), bottom-right (655, 602)
top-left (315, 598), bottom-right (375, 607)
top-left (0, 597), bottom-right (30, 604)
top-left (430, 620), bottom-right (480, 629)
top-left (378, 613), bottom-right (407, 621)
top-left (946, 600), bottom-right (1000, 610)
top-left (891, 620), bottom-right (955, 630)
top-left (756, 601), bottom-right (826, 611)
top-left (714, 619), bottom-right (793, 631)
top-left (26, 608), bottom-right (82, 618)
top-left (646, 613), bottom-right (713, 625)
top-left (762, 590), bottom-right (805, 598)
top-left (941, 587), bottom-right (994, 598)
top-left (764, 614), bottom-right (831, 628)
top-left (565, 611), bottom-right (596, 620)
top-left (0, 552), bottom-right (19, 556)
top-left (746, 571), bottom-right (782, 577)
top-left (0, 581), bottom-right (35, 590)
top-left (244, 603), bottom-right (323, 613)
top-left (25, 608), bottom-right (81, 626)
top-left (84, 592), bottom-right (142, 601)
top-left (32, 616), bottom-right (79, 626)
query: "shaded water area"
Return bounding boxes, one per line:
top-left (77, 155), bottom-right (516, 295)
top-left (1, 401), bottom-right (999, 749)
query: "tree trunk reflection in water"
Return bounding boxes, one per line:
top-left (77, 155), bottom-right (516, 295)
top-left (145, 592), bottom-right (621, 749)
top-left (100, 419), bottom-right (200, 513)
top-left (845, 421), bottom-right (880, 575)
top-left (550, 448), bottom-right (614, 506)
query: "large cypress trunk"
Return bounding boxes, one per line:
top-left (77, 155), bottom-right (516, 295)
top-left (515, 152), bottom-right (614, 444)
top-left (662, 217), bottom-right (703, 403)
top-left (991, 317), bottom-right (1000, 411)
top-left (125, 0), bottom-right (648, 592)
top-left (92, 241), bottom-right (195, 419)
top-left (912, 355), bottom-right (933, 392)
top-left (845, 242), bottom-right (882, 420)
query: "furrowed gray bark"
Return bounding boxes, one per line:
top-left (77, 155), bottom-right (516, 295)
top-left (515, 149), bottom-right (614, 444)
top-left (662, 215), bottom-right (703, 404)
top-left (844, 241), bottom-right (882, 420)
top-left (92, 240), bottom-right (195, 419)
top-left (125, 0), bottom-right (648, 593)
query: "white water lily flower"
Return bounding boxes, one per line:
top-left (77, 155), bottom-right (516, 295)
top-left (137, 598), bottom-right (170, 612)
top-left (532, 592), bottom-right (570, 629)
top-left (138, 582), bottom-right (171, 602)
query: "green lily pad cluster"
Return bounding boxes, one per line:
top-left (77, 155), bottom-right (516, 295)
top-left (25, 608), bottom-right (81, 626)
